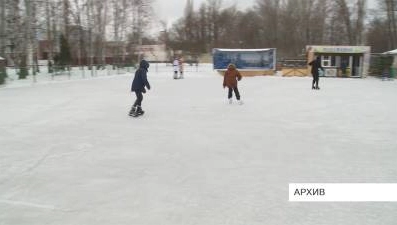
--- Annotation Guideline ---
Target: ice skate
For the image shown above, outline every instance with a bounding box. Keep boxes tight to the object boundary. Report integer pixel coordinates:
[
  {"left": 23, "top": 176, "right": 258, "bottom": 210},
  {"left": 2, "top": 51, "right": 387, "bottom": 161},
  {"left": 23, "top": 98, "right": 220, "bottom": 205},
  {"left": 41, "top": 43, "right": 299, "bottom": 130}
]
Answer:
[
  {"left": 129, "top": 106, "right": 137, "bottom": 116},
  {"left": 132, "top": 107, "right": 145, "bottom": 117},
  {"left": 228, "top": 98, "right": 233, "bottom": 104},
  {"left": 238, "top": 100, "right": 244, "bottom": 105},
  {"left": 173, "top": 71, "right": 179, "bottom": 79}
]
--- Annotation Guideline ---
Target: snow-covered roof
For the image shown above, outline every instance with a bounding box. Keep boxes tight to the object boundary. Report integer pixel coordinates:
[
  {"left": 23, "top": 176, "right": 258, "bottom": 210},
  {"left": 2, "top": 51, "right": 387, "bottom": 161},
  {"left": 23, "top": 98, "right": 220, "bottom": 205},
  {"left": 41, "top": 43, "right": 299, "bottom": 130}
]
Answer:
[
  {"left": 384, "top": 49, "right": 397, "bottom": 55},
  {"left": 213, "top": 48, "right": 274, "bottom": 52}
]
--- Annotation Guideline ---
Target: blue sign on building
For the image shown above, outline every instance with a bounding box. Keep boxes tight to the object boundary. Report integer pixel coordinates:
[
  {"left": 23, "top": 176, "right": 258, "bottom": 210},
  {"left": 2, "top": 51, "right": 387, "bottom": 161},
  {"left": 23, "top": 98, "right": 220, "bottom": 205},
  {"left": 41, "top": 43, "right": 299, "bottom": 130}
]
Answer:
[{"left": 213, "top": 48, "right": 276, "bottom": 70}]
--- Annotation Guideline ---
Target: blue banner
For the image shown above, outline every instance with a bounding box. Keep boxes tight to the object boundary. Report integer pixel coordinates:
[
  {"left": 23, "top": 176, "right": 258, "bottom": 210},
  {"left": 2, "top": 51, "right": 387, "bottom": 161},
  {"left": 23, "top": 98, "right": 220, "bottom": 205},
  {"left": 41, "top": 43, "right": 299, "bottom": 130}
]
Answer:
[{"left": 213, "top": 48, "right": 276, "bottom": 70}]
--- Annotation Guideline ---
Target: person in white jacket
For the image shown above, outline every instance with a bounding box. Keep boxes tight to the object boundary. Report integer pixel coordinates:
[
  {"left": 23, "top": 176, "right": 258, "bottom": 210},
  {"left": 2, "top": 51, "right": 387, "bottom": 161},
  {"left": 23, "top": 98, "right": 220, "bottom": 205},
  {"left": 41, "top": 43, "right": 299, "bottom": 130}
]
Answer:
[
  {"left": 178, "top": 57, "right": 184, "bottom": 79},
  {"left": 173, "top": 57, "right": 179, "bottom": 79}
]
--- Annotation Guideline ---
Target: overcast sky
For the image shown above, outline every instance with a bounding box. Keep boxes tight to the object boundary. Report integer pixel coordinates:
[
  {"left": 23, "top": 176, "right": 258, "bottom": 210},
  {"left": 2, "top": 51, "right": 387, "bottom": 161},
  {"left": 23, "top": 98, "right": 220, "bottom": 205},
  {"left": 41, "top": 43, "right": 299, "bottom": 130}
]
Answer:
[
  {"left": 153, "top": 0, "right": 255, "bottom": 27},
  {"left": 152, "top": 0, "right": 378, "bottom": 31}
]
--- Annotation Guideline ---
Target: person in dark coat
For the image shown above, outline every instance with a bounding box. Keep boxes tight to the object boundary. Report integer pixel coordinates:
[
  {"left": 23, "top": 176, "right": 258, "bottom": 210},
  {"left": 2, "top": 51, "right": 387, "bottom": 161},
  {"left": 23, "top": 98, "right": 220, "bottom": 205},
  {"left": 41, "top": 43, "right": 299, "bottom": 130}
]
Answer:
[
  {"left": 130, "top": 60, "right": 151, "bottom": 116},
  {"left": 223, "top": 63, "right": 243, "bottom": 104},
  {"left": 308, "top": 56, "right": 324, "bottom": 89}
]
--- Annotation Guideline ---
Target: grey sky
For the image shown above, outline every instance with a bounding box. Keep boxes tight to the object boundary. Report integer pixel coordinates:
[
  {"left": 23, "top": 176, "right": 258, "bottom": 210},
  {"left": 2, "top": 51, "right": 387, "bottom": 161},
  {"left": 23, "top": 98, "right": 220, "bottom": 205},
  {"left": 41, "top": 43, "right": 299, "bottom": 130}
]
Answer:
[
  {"left": 152, "top": 0, "right": 378, "bottom": 30},
  {"left": 153, "top": 0, "right": 255, "bottom": 27}
]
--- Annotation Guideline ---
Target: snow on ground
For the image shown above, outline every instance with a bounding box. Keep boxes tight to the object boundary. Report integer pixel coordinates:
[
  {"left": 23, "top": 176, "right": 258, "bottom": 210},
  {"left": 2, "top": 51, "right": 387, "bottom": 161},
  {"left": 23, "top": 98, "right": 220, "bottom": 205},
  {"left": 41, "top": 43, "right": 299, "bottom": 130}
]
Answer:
[{"left": 1, "top": 64, "right": 397, "bottom": 225}]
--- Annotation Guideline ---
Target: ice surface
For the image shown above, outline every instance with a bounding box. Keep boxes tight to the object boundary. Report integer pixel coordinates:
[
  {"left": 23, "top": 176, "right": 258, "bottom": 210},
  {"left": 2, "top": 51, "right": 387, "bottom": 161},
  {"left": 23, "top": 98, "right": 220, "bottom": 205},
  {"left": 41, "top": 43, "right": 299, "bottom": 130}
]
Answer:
[{"left": 1, "top": 64, "right": 397, "bottom": 224}]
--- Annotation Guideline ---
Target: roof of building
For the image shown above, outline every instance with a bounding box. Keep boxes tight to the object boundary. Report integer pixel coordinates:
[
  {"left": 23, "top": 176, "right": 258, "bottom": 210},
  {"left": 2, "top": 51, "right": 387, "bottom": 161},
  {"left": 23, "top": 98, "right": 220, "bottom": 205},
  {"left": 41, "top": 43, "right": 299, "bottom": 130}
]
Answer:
[{"left": 384, "top": 49, "right": 397, "bottom": 55}]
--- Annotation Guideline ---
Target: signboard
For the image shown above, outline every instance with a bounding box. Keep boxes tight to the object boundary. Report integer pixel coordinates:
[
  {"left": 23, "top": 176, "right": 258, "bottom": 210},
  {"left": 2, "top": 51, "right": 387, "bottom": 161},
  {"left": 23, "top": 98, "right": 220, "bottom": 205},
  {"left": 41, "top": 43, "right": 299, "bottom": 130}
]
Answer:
[
  {"left": 213, "top": 48, "right": 276, "bottom": 70},
  {"left": 307, "top": 46, "right": 370, "bottom": 54},
  {"left": 324, "top": 68, "right": 337, "bottom": 77}
]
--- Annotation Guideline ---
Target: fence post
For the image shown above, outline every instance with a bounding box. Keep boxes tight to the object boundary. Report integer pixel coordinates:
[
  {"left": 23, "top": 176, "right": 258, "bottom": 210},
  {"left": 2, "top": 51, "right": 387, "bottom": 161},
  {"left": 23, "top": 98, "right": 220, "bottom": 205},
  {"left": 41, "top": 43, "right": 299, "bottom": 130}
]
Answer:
[{"left": 82, "top": 65, "right": 85, "bottom": 78}]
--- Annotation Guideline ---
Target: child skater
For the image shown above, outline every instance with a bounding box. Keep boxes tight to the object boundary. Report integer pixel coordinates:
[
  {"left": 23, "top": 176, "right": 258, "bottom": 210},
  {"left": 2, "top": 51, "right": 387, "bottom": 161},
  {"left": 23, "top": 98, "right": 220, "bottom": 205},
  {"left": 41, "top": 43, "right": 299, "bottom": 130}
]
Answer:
[
  {"left": 223, "top": 63, "right": 243, "bottom": 104},
  {"left": 129, "top": 59, "right": 151, "bottom": 117},
  {"left": 173, "top": 57, "right": 179, "bottom": 79},
  {"left": 179, "top": 57, "right": 184, "bottom": 79}
]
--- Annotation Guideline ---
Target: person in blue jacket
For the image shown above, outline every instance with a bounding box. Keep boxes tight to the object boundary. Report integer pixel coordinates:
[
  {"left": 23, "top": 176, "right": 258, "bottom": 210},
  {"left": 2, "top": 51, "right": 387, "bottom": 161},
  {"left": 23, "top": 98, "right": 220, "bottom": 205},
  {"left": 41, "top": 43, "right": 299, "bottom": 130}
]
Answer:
[{"left": 130, "top": 60, "right": 151, "bottom": 116}]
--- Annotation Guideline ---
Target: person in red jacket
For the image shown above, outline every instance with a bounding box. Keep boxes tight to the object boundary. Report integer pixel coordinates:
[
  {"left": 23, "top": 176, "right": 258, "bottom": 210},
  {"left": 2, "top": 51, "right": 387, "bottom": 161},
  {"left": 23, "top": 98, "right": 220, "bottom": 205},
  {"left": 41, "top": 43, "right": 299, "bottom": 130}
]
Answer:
[{"left": 223, "top": 63, "right": 243, "bottom": 104}]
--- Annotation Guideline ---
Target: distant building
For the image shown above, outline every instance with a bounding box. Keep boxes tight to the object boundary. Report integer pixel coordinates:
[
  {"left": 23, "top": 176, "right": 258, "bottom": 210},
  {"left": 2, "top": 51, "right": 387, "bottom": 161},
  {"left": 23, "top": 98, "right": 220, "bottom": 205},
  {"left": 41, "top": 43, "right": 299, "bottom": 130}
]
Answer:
[
  {"left": 133, "top": 44, "right": 168, "bottom": 62},
  {"left": 38, "top": 40, "right": 58, "bottom": 61},
  {"left": 104, "top": 41, "right": 126, "bottom": 64}
]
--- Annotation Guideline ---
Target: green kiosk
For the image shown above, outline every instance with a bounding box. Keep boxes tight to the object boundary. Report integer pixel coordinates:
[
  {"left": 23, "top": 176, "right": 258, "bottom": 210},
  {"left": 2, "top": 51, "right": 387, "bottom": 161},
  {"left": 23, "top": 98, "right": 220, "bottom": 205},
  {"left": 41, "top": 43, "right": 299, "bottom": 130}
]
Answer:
[{"left": 306, "top": 45, "right": 371, "bottom": 78}]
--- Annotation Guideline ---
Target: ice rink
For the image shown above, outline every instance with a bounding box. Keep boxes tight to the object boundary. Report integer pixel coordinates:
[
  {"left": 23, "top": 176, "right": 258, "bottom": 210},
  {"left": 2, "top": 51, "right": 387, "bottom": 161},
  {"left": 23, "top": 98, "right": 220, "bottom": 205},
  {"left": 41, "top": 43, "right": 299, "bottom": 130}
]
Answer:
[{"left": 1, "top": 64, "right": 397, "bottom": 224}]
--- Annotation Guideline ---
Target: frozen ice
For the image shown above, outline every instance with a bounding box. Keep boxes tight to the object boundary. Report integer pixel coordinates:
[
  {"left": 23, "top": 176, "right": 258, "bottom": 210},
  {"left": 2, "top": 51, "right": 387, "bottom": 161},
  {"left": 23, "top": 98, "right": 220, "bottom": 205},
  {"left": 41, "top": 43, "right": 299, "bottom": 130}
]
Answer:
[{"left": 1, "top": 64, "right": 396, "bottom": 224}]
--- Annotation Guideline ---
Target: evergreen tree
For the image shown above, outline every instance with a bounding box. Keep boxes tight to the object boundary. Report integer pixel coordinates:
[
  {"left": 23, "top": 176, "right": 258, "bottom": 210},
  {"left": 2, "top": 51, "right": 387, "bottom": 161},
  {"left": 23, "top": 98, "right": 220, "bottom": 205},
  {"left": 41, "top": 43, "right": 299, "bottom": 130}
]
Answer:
[
  {"left": 19, "top": 54, "right": 28, "bottom": 79},
  {"left": 0, "top": 65, "right": 6, "bottom": 85},
  {"left": 55, "top": 34, "right": 72, "bottom": 70},
  {"left": 370, "top": 55, "right": 394, "bottom": 77}
]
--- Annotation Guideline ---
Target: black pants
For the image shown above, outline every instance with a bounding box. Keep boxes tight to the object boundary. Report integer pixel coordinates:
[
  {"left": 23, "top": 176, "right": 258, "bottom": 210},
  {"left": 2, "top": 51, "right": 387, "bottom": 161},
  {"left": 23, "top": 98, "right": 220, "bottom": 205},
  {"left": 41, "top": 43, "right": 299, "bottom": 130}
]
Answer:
[
  {"left": 133, "top": 91, "right": 143, "bottom": 107},
  {"left": 228, "top": 87, "right": 240, "bottom": 100},
  {"left": 312, "top": 74, "right": 319, "bottom": 88}
]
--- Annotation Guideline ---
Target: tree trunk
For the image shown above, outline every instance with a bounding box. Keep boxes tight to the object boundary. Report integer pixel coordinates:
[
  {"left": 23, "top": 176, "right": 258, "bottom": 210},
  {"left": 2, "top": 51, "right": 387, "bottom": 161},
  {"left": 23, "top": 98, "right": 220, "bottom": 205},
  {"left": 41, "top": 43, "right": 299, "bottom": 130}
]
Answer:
[
  {"left": 385, "top": 0, "right": 397, "bottom": 48},
  {"left": 0, "top": 0, "right": 6, "bottom": 57},
  {"left": 355, "top": 0, "right": 367, "bottom": 45},
  {"left": 46, "top": 0, "right": 54, "bottom": 73},
  {"left": 336, "top": 0, "right": 354, "bottom": 45}
]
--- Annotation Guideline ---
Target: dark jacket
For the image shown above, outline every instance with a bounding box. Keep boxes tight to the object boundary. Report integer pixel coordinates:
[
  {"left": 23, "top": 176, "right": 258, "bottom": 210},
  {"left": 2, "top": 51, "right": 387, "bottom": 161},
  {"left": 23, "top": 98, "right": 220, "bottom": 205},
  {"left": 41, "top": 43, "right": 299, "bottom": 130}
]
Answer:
[
  {"left": 308, "top": 57, "right": 323, "bottom": 76},
  {"left": 223, "top": 64, "right": 242, "bottom": 88},
  {"left": 131, "top": 60, "right": 151, "bottom": 93}
]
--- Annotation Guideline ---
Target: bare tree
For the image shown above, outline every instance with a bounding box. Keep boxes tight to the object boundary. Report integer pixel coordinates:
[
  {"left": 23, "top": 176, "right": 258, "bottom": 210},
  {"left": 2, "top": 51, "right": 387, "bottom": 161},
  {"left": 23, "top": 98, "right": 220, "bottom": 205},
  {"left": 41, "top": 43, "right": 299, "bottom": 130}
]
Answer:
[
  {"left": 86, "top": 0, "right": 94, "bottom": 71},
  {"left": 334, "top": 0, "right": 354, "bottom": 44},
  {"left": 367, "top": 18, "right": 390, "bottom": 52},
  {"left": 207, "top": 0, "right": 223, "bottom": 48},
  {"left": 384, "top": 0, "right": 397, "bottom": 48},
  {"left": 93, "top": 0, "right": 108, "bottom": 67},
  {"left": 24, "top": 0, "right": 40, "bottom": 77},
  {"left": 70, "top": 0, "right": 85, "bottom": 66},
  {"left": 129, "top": 0, "right": 153, "bottom": 61},
  {"left": 255, "top": 0, "right": 281, "bottom": 47},
  {"left": 355, "top": 0, "right": 367, "bottom": 44},
  {"left": 0, "top": 0, "right": 6, "bottom": 57},
  {"left": 46, "top": 0, "right": 54, "bottom": 71},
  {"left": 111, "top": 0, "right": 127, "bottom": 65},
  {"left": 63, "top": 0, "right": 71, "bottom": 40},
  {"left": 7, "top": 0, "right": 30, "bottom": 79}
]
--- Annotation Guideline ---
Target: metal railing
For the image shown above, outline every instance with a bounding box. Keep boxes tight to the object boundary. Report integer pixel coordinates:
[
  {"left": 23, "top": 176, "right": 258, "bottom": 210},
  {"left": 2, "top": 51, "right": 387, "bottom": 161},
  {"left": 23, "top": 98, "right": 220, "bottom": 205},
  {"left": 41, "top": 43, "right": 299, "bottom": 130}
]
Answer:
[
  {"left": 3, "top": 64, "right": 136, "bottom": 85},
  {"left": 2, "top": 62, "right": 207, "bottom": 86}
]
